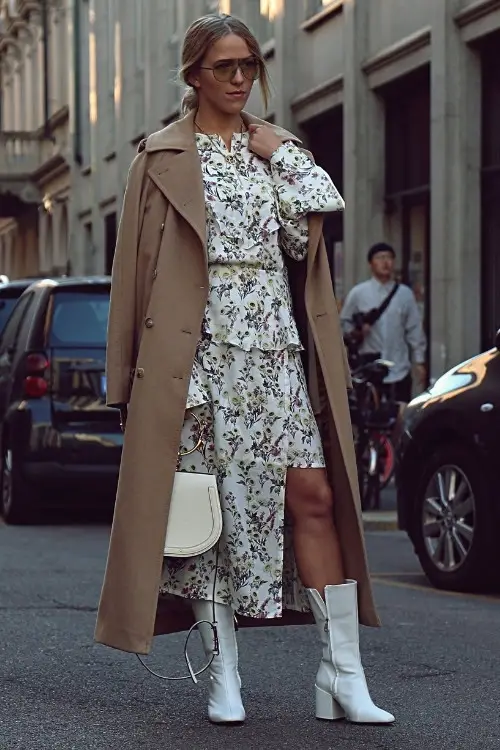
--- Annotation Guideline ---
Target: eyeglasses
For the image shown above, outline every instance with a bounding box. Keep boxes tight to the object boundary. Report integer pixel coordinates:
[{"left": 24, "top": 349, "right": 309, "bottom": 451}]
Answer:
[{"left": 199, "top": 57, "right": 260, "bottom": 83}]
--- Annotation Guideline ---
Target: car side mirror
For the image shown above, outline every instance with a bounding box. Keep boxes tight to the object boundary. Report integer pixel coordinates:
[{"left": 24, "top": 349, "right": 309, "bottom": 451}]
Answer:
[{"left": 496, "top": 329, "right": 500, "bottom": 352}]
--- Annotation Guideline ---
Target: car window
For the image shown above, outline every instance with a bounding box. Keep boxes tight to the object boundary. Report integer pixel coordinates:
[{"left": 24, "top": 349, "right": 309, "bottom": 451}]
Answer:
[
  {"left": 0, "top": 293, "right": 34, "bottom": 353},
  {"left": 0, "top": 296, "right": 23, "bottom": 334},
  {"left": 48, "top": 290, "right": 110, "bottom": 347}
]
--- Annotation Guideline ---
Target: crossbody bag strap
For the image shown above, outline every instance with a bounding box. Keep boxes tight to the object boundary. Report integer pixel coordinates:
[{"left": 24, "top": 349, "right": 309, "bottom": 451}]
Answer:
[{"left": 370, "top": 283, "right": 400, "bottom": 326}]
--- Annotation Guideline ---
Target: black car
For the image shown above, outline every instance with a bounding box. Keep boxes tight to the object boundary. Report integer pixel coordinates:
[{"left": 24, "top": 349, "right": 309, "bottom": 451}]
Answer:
[
  {"left": 0, "top": 278, "right": 42, "bottom": 335},
  {"left": 396, "top": 331, "right": 500, "bottom": 592},
  {"left": 0, "top": 276, "right": 122, "bottom": 524}
]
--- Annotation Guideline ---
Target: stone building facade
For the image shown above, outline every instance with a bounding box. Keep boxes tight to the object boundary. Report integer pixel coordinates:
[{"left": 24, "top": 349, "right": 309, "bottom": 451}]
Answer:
[
  {"left": 0, "top": 0, "right": 72, "bottom": 277},
  {"left": 1, "top": 0, "right": 500, "bottom": 380}
]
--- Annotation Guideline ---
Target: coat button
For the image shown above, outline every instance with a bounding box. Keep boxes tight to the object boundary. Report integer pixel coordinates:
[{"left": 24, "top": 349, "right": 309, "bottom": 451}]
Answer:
[
  {"left": 145, "top": 317, "right": 154, "bottom": 328},
  {"left": 137, "top": 368, "right": 145, "bottom": 378},
  {"left": 160, "top": 222, "right": 165, "bottom": 232},
  {"left": 153, "top": 268, "right": 157, "bottom": 279}
]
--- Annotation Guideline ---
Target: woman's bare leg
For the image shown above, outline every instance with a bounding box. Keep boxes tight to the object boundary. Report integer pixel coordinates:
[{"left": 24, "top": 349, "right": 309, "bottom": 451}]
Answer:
[{"left": 285, "top": 467, "right": 344, "bottom": 592}]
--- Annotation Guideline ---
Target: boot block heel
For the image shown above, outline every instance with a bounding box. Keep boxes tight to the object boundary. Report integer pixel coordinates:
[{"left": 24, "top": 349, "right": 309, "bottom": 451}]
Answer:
[{"left": 315, "top": 686, "right": 345, "bottom": 721}]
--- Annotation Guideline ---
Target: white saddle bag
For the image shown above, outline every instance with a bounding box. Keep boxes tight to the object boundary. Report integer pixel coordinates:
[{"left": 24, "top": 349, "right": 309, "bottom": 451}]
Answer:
[{"left": 164, "top": 411, "right": 222, "bottom": 558}]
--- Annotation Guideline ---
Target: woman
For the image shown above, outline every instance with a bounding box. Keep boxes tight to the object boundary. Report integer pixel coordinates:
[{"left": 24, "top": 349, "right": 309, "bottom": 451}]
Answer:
[{"left": 95, "top": 13, "right": 394, "bottom": 727}]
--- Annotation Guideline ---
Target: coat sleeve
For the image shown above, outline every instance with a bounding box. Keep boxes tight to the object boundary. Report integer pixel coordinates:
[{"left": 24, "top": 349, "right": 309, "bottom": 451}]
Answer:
[{"left": 106, "top": 150, "right": 148, "bottom": 408}]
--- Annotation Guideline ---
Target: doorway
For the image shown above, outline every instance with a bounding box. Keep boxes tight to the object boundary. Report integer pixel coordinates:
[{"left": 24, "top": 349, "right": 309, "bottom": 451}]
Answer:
[
  {"left": 383, "top": 66, "right": 431, "bottom": 373},
  {"left": 301, "top": 106, "right": 344, "bottom": 296}
]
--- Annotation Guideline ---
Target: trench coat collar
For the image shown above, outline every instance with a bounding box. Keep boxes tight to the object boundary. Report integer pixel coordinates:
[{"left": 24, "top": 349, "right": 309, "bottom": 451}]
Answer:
[
  {"left": 144, "top": 109, "right": 302, "bottom": 253},
  {"left": 144, "top": 109, "right": 301, "bottom": 153}
]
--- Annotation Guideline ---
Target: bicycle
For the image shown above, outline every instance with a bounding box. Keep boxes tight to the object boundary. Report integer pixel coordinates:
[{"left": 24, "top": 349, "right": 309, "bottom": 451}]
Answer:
[{"left": 346, "top": 349, "right": 399, "bottom": 511}]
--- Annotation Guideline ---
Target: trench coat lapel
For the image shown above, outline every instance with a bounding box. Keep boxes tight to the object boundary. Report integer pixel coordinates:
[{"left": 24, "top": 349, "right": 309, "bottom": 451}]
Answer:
[
  {"left": 145, "top": 110, "right": 207, "bottom": 252},
  {"left": 147, "top": 152, "right": 207, "bottom": 252}
]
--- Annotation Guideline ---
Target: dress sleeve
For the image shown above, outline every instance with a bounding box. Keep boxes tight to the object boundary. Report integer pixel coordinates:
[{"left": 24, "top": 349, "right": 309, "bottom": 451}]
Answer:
[{"left": 270, "top": 142, "right": 344, "bottom": 261}]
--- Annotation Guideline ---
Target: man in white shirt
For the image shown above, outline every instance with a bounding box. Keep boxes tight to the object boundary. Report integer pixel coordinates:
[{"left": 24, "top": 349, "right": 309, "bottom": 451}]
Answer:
[{"left": 341, "top": 243, "right": 427, "bottom": 403}]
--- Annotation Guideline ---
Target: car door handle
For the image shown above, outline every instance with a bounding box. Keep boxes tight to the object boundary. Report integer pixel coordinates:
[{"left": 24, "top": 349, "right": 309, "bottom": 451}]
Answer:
[{"left": 480, "top": 403, "right": 494, "bottom": 413}]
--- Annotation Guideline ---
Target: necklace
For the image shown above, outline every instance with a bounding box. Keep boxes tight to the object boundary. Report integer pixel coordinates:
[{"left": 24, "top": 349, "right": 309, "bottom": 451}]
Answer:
[{"left": 194, "top": 117, "right": 245, "bottom": 164}]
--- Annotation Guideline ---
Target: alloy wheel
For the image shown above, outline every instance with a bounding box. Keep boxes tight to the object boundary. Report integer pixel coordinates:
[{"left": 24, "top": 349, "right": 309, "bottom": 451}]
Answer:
[{"left": 422, "top": 464, "right": 475, "bottom": 572}]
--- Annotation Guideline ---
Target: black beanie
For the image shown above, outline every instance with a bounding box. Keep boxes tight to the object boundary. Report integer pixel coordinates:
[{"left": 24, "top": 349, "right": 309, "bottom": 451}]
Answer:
[{"left": 367, "top": 242, "right": 396, "bottom": 263}]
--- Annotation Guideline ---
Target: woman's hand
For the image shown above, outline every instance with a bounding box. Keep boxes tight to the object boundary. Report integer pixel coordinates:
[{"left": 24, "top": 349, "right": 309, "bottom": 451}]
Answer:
[{"left": 248, "top": 124, "right": 285, "bottom": 160}]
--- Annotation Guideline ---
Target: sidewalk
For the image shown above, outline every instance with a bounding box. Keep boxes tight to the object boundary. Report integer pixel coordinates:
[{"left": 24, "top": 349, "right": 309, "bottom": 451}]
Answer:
[{"left": 362, "top": 484, "right": 399, "bottom": 531}]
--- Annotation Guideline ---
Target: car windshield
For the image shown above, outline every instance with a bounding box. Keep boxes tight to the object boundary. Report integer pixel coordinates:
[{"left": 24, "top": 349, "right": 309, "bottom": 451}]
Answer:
[{"left": 49, "top": 289, "right": 110, "bottom": 346}]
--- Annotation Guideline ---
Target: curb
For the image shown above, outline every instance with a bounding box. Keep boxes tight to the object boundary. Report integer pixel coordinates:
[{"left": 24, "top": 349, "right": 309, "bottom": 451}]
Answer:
[{"left": 362, "top": 511, "right": 399, "bottom": 532}]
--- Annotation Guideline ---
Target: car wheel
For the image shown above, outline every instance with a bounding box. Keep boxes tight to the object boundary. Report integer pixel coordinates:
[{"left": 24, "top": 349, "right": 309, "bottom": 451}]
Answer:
[
  {"left": 1, "top": 438, "right": 38, "bottom": 525},
  {"left": 412, "top": 444, "right": 497, "bottom": 592}
]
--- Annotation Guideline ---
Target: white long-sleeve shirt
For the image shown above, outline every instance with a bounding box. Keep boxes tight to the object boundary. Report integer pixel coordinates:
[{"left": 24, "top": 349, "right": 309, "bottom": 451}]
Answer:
[{"left": 341, "top": 277, "right": 427, "bottom": 383}]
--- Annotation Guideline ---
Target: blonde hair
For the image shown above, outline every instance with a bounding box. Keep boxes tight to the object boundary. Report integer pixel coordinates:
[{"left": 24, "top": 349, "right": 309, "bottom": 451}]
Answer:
[{"left": 179, "top": 14, "right": 271, "bottom": 116}]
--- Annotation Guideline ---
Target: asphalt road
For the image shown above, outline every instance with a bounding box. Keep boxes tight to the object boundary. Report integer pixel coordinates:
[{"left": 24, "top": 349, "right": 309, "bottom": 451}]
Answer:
[{"left": 1, "top": 520, "right": 500, "bottom": 750}]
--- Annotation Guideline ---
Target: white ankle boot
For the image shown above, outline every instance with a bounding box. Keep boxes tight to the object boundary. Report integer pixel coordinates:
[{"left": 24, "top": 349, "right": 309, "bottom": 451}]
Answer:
[
  {"left": 307, "top": 581, "right": 395, "bottom": 724},
  {"left": 192, "top": 600, "right": 246, "bottom": 724}
]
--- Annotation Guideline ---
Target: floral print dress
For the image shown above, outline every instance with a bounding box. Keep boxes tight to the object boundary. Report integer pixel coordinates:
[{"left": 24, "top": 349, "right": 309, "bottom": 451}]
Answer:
[{"left": 161, "top": 132, "right": 344, "bottom": 619}]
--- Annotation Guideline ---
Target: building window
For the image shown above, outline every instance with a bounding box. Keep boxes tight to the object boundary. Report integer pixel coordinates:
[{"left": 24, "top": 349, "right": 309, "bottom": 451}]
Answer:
[
  {"left": 258, "top": 0, "right": 277, "bottom": 42},
  {"left": 383, "top": 67, "right": 431, "bottom": 364},
  {"left": 135, "top": 0, "right": 144, "bottom": 70},
  {"left": 107, "top": 0, "right": 115, "bottom": 92},
  {"left": 301, "top": 107, "right": 344, "bottom": 296},
  {"left": 105, "top": 212, "right": 117, "bottom": 274},
  {"left": 305, "top": 0, "right": 335, "bottom": 19},
  {"left": 204, "top": 0, "right": 230, "bottom": 12},
  {"left": 83, "top": 221, "right": 94, "bottom": 275},
  {"left": 241, "top": 0, "right": 276, "bottom": 44},
  {"left": 385, "top": 69, "right": 430, "bottom": 197},
  {"left": 105, "top": 0, "right": 116, "bottom": 154},
  {"left": 76, "top": 0, "right": 92, "bottom": 166},
  {"left": 481, "top": 34, "right": 500, "bottom": 349}
]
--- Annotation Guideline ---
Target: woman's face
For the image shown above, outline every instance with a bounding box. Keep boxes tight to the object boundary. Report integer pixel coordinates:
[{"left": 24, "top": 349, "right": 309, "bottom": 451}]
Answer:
[{"left": 191, "top": 33, "right": 258, "bottom": 116}]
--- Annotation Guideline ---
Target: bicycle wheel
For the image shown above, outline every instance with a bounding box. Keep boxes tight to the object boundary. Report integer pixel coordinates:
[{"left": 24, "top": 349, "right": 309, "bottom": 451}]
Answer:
[
  {"left": 375, "top": 433, "right": 395, "bottom": 489},
  {"left": 359, "top": 439, "right": 381, "bottom": 511}
]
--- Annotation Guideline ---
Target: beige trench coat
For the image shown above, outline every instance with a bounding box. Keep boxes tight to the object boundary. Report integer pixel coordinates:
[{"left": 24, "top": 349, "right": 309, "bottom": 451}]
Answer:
[{"left": 95, "top": 110, "right": 380, "bottom": 656}]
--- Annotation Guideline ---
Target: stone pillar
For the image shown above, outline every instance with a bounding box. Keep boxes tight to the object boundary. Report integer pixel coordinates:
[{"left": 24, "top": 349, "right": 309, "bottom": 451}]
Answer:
[
  {"left": 1, "top": 74, "right": 13, "bottom": 129},
  {"left": 51, "top": 200, "right": 63, "bottom": 272},
  {"left": 13, "top": 60, "right": 22, "bottom": 130},
  {"left": 5, "top": 232, "right": 15, "bottom": 279},
  {"left": 36, "top": 18, "right": 45, "bottom": 129},
  {"left": 17, "top": 25, "right": 31, "bottom": 130},
  {"left": 273, "top": 0, "right": 300, "bottom": 131},
  {"left": 342, "top": 0, "right": 385, "bottom": 292},
  {"left": 429, "top": 0, "right": 482, "bottom": 377},
  {"left": 29, "top": 11, "right": 43, "bottom": 130},
  {"left": 55, "top": 4, "right": 68, "bottom": 113},
  {"left": 38, "top": 206, "right": 50, "bottom": 274},
  {"left": 25, "top": 48, "right": 34, "bottom": 131},
  {"left": 11, "top": 227, "right": 23, "bottom": 279}
]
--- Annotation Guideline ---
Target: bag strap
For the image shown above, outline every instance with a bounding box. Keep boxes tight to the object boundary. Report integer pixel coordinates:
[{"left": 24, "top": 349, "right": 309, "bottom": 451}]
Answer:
[{"left": 370, "top": 283, "right": 400, "bottom": 326}]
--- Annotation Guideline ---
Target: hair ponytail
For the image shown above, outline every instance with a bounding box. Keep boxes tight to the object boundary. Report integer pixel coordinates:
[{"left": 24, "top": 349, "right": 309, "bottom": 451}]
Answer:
[{"left": 181, "top": 86, "right": 199, "bottom": 115}]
